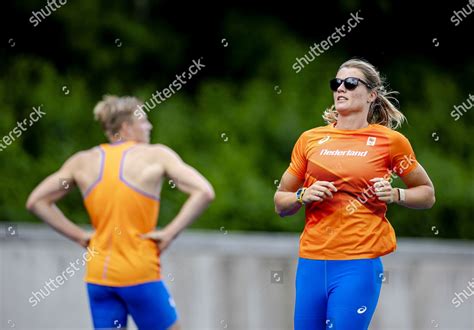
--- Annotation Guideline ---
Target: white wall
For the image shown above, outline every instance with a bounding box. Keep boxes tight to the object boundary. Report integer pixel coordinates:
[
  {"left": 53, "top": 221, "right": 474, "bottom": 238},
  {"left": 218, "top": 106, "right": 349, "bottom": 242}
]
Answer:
[{"left": 1, "top": 224, "right": 473, "bottom": 330}]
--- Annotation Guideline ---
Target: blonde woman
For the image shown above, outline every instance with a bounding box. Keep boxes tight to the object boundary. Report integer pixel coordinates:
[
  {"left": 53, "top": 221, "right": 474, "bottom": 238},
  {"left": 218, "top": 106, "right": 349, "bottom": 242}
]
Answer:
[
  {"left": 27, "top": 96, "right": 215, "bottom": 330},
  {"left": 274, "top": 59, "right": 435, "bottom": 329}
]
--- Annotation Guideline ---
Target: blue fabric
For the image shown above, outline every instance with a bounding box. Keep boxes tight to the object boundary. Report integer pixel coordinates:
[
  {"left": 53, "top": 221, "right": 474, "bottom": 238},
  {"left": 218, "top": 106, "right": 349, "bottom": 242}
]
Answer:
[
  {"left": 87, "top": 280, "right": 178, "bottom": 330},
  {"left": 294, "top": 257, "right": 383, "bottom": 330}
]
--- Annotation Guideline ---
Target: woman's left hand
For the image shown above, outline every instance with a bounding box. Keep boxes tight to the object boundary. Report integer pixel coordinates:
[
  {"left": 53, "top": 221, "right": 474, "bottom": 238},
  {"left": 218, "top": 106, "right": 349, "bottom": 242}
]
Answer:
[
  {"left": 141, "top": 229, "right": 175, "bottom": 253},
  {"left": 370, "top": 178, "right": 397, "bottom": 204},
  {"left": 77, "top": 230, "right": 94, "bottom": 249}
]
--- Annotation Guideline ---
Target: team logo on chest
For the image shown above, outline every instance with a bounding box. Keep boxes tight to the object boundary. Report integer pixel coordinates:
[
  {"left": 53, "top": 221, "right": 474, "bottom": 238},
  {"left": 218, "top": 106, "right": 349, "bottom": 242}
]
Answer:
[{"left": 366, "top": 136, "right": 376, "bottom": 146}]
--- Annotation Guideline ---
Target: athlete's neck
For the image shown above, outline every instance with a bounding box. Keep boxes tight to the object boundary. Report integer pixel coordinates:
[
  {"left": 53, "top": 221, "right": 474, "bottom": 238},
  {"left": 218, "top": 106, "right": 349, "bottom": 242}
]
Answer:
[
  {"left": 333, "top": 116, "right": 369, "bottom": 130},
  {"left": 108, "top": 138, "right": 135, "bottom": 145},
  {"left": 109, "top": 140, "right": 125, "bottom": 145}
]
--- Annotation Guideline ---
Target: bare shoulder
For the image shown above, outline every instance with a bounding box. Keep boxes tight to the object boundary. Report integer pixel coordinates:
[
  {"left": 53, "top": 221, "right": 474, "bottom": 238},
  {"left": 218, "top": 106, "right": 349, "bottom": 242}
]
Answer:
[
  {"left": 62, "top": 147, "right": 102, "bottom": 170},
  {"left": 123, "top": 144, "right": 183, "bottom": 169},
  {"left": 143, "top": 143, "right": 182, "bottom": 160}
]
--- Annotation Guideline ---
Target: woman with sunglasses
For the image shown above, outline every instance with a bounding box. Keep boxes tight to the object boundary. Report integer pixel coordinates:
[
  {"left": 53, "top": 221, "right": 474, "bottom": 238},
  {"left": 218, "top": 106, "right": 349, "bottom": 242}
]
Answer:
[{"left": 274, "top": 58, "right": 435, "bottom": 329}]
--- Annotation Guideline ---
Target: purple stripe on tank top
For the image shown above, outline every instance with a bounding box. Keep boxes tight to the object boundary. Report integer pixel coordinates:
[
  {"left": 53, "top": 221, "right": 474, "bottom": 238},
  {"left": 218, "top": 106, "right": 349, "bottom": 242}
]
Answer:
[
  {"left": 119, "top": 146, "right": 161, "bottom": 201},
  {"left": 83, "top": 146, "right": 105, "bottom": 198}
]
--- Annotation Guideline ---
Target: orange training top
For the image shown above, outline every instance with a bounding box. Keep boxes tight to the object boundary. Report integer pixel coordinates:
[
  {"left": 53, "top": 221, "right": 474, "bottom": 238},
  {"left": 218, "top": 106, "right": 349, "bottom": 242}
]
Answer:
[
  {"left": 83, "top": 141, "right": 161, "bottom": 286},
  {"left": 287, "top": 123, "right": 418, "bottom": 260}
]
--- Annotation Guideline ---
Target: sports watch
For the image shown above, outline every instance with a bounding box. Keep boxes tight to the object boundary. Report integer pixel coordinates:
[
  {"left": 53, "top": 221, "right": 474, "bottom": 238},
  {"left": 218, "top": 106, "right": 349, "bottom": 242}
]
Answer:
[{"left": 296, "top": 187, "right": 307, "bottom": 205}]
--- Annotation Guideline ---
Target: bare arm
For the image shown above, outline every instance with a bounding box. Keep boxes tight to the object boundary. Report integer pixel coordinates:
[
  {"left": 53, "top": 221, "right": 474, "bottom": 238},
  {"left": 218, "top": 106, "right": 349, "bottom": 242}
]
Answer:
[
  {"left": 371, "top": 163, "right": 435, "bottom": 209},
  {"left": 274, "top": 171, "right": 304, "bottom": 217},
  {"left": 274, "top": 172, "right": 337, "bottom": 217},
  {"left": 25, "top": 154, "right": 91, "bottom": 247},
  {"left": 397, "top": 164, "right": 436, "bottom": 209},
  {"left": 143, "top": 145, "right": 215, "bottom": 250}
]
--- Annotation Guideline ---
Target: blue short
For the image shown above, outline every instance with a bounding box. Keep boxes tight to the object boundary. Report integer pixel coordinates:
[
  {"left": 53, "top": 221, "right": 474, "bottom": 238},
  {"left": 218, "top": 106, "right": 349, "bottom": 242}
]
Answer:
[
  {"left": 294, "top": 257, "right": 383, "bottom": 330},
  {"left": 87, "top": 280, "right": 178, "bottom": 330}
]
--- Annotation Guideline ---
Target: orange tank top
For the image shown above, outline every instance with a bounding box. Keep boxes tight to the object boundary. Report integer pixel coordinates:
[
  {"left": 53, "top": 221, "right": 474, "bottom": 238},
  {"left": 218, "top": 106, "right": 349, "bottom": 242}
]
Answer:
[{"left": 83, "top": 141, "right": 161, "bottom": 286}]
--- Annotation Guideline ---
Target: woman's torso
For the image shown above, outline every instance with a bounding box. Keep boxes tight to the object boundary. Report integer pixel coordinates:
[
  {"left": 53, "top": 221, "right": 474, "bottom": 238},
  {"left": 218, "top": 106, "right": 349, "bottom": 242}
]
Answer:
[
  {"left": 289, "top": 124, "right": 417, "bottom": 260},
  {"left": 74, "top": 141, "right": 165, "bottom": 286}
]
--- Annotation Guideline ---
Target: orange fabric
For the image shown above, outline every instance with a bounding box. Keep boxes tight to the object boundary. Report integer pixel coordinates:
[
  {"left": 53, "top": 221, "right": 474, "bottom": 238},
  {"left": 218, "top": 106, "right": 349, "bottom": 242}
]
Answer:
[
  {"left": 83, "top": 141, "right": 161, "bottom": 286},
  {"left": 287, "top": 123, "right": 418, "bottom": 260}
]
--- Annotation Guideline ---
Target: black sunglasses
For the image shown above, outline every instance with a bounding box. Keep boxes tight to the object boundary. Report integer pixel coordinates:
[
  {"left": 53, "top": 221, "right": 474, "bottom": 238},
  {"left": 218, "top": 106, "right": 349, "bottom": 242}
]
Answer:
[{"left": 329, "top": 77, "right": 372, "bottom": 91}]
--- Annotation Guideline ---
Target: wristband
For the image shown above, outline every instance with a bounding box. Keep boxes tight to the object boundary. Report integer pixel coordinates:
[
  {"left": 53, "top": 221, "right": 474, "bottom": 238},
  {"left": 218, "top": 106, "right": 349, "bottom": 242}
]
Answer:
[
  {"left": 296, "top": 187, "right": 307, "bottom": 205},
  {"left": 398, "top": 188, "right": 406, "bottom": 202}
]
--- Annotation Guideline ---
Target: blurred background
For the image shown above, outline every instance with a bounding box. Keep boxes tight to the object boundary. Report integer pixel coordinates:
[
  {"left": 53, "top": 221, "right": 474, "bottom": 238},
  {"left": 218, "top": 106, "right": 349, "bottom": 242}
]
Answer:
[{"left": 1, "top": 0, "right": 473, "bottom": 329}]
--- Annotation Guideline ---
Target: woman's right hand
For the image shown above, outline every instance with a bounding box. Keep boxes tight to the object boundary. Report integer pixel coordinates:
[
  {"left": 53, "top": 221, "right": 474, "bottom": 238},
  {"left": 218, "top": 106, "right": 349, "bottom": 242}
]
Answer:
[{"left": 302, "top": 181, "right": 337, "bottom": 204}]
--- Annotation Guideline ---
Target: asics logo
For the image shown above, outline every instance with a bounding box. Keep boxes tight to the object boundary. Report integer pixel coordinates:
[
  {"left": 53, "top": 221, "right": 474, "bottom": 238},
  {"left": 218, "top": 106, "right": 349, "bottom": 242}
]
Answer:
[{"left": 318, "top": 136, "right": 331, "bottom": 144}]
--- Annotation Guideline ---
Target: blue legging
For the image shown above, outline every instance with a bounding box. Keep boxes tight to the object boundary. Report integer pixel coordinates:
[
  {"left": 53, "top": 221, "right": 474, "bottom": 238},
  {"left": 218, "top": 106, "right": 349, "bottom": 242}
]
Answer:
[
  {"left": 87, "top": 280, "right": 178, "bottom": 330},
  {"left": 295, "top": 257, "right": 383, "bottom": 330}
]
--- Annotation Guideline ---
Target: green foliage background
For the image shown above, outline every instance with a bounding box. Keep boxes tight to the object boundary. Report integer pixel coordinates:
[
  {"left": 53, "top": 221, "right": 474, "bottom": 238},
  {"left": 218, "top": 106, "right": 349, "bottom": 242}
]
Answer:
[{"left": 1, "top": 0, "right": 472, "bottom": 239}]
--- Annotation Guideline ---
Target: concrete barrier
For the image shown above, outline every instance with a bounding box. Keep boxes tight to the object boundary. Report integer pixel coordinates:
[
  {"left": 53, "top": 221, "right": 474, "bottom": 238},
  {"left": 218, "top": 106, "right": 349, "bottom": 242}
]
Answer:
[{"left": 0, "top": 223, "right": 473, "bottom": 329}]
